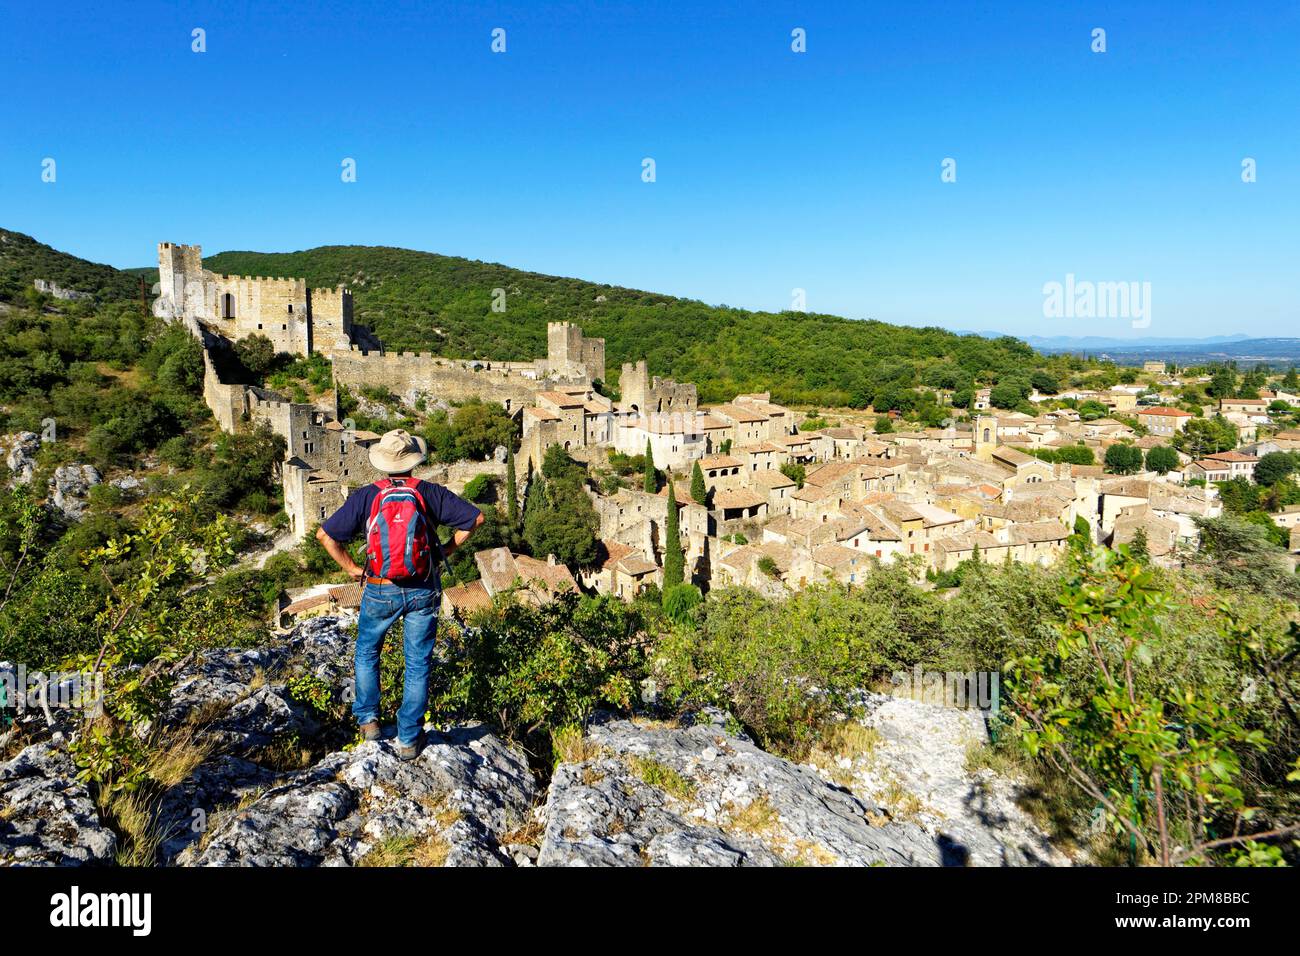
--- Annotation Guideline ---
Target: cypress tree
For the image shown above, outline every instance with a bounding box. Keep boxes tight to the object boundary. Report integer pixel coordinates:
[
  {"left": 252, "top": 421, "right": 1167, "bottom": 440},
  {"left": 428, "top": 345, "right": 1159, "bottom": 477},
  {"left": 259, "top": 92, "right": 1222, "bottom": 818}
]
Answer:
[
  {"left": 663, "top": 478, "right": 684, "bottom": 588},
  {"left": 690, "top": 460, "right": 706, "bottom": 504},
  {"left": 505, "top": 446, "right": 519, "bottom": 529},
  {"left": 643, "top": 439, "right": 657, "bottom": 493}
]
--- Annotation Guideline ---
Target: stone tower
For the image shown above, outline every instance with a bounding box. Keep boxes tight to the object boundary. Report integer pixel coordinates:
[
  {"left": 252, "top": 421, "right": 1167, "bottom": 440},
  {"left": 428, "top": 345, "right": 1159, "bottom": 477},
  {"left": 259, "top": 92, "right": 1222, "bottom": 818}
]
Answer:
[
  {"left": 156, "top": 242, "right": 204, "bottom": 321},
  {"left": 974, "top": 414, "right": 997, "bottom": 462},
  {"left": 546, "top": 321, "right": 605, "bottom": 384}
]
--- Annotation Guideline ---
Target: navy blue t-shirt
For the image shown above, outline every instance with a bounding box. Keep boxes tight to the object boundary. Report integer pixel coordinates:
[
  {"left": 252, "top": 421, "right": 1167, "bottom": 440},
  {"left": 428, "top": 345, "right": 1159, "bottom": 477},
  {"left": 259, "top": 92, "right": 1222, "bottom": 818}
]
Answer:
[{"left": 320, "top": 479, "right": 482, "bottom": 544}]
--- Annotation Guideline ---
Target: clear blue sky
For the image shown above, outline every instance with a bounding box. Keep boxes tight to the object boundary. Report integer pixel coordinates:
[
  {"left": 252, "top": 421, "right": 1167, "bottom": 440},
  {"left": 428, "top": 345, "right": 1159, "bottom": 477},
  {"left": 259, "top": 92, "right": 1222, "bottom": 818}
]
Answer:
[{"left": 1, "top": 0, "right": 1296, "bottom": 339}]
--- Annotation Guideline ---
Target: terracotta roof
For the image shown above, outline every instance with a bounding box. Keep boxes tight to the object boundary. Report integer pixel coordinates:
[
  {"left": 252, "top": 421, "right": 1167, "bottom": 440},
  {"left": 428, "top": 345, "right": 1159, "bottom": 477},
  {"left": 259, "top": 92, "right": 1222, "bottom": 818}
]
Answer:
[
  {"left": 444, "top": 579, "right": 491, "bottom": 615},
  {"left": 709, "top": 403, "right": 769, "bottom": 423},
  {"left": 713, "top": 489, "right": 767, "bottom": 510},
  {"left": 698, "top": 454, "right": 743, "bottom": 470},
  {"left": 1010, "top": 521, "right": 1071, "bottom": 544},
  {"left": 1138, "top": 406, "right": 1193, "bottom": 417},
  {"left": 1204, "top": 451, "right": 1258, "bottom": 463},
  {"left": 536, "top": 391, "right": 586, "bottom": 408},
  {"left": 812, "top": 543, "right": 861, "bottom": 568},
  {"left": 749, "top": 470, "right": 796, "bottom": 489}
]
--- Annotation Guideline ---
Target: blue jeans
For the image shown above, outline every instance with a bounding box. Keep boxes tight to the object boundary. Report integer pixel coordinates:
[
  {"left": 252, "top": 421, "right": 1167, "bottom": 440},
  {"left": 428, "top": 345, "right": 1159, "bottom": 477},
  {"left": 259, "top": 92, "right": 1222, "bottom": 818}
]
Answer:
[{"left": 353, "top": 581, "right": 441, "bottom": 746}]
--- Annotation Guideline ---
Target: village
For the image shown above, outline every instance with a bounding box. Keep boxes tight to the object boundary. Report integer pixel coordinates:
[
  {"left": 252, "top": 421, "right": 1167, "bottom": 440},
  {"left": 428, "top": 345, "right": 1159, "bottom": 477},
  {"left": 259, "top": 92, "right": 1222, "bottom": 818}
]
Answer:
[{"left": 150, "top": 243, "right": 1300, "bottom": 625}]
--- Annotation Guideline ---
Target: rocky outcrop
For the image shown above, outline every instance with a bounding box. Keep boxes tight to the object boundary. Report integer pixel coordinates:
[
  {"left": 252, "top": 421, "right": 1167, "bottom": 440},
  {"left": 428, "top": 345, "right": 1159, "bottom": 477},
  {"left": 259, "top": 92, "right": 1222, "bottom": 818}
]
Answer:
[
  {"left": 2, "top": 432, "right": 40, "bottom": 486},
  {"left": 33, "top": 279, "right": 93, "bottom": 301},
  {"left": 49, "top": 463, "right": 100, "bottom": 520},
  {"left": 538, "top": 713, "right": 942, "bottom": 867},
  {"left": 159, "top": 617, "right": 538, "bottom": 867},
  {"left": 810, "top": 694, "right": 1071, "bottom": 866},
  {"left": 0, "top": 616, "right": 1073, "bottom": 868},
  {"left": 179, "top": 728, "right": 538, "bottom": 867},
  {"left": 0, "top": 743, "right": 117, "bottom": 866}
]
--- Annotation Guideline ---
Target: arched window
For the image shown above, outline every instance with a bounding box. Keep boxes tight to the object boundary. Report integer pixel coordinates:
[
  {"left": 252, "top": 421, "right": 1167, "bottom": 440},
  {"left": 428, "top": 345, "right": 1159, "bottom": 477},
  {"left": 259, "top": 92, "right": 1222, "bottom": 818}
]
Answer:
[
  {"left": 982, "top": 427, "right": 991, "bottom": 443},
  {"left": 221, "top": 292, "right": 235, "bottom": 319}
]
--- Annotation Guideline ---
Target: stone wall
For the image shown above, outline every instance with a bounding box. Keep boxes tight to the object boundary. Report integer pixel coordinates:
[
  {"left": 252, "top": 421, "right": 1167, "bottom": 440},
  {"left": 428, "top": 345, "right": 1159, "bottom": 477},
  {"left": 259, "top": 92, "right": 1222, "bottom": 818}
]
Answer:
[
  {"left": 619, "top": 360, "right": 697, "bottom": 414},
  {"left": 332, "top": 348, "right": 553, "bottom": 410}
]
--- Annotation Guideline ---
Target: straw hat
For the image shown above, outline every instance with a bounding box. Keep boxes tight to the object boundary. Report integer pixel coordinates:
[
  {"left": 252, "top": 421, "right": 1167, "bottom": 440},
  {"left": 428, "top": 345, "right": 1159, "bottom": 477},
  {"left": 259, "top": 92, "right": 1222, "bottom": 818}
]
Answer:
[{"left": 368, "top": 429, "right": 428, "bottom": 474}]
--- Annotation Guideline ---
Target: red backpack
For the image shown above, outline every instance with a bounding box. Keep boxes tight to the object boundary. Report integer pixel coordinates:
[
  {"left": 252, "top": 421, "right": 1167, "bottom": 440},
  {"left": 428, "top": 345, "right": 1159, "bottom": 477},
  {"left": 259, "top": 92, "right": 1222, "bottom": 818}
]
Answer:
[{"left": 364, "top": 478, "right": 436, "bottom": 582}]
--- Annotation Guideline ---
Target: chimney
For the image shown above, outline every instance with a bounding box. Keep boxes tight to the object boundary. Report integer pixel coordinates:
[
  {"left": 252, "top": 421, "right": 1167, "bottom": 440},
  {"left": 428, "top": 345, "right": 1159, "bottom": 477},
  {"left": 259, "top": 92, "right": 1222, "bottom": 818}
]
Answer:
[{"left": 548, "top": 554, "right": 556, "bottom": 566}]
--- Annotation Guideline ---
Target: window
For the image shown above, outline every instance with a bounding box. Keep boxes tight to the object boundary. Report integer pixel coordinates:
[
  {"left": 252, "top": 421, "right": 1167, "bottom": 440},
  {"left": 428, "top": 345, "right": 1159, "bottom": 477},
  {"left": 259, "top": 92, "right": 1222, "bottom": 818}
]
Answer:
[{"left": 221, "top": 292, "right": 235, "bottom": 318}]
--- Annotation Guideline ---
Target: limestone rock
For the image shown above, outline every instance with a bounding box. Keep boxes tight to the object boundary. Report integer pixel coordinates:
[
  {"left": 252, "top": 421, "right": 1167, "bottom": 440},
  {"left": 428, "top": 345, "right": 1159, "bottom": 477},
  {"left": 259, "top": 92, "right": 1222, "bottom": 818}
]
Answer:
[
  {"left": 33, "top": 279, "right": 93, "bottom": 301},
  {"left": 3, "top": 432, "right": 40, "bottom": 486},
  {"left": 814, "top": 693, "right": 1072, "bottom": 867},
  {"left": 179, "top": 726, "right": 538, "bottom": 867},
  {"left": 49, "top": 463, "right": 101, "bottom": 520},
  {"left": 0, "top": 743, "right": 117, "bottom": 866},
  {"left": 538, "top": 715, "right": 941, "bottom": 867}
]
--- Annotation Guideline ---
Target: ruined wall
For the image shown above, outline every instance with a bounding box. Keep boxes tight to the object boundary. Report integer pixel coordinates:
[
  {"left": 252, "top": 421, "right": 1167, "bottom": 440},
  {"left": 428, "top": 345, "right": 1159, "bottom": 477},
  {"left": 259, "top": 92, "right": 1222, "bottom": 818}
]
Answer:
[
  {"left": 332, "top": 348, "right": 552, "bottom": 409},
  {"left": 619, "top": 361, "right": 698, "bottom": 414},
  {"left": 202, "top": 350, "right": 245, "bottom": 433}
]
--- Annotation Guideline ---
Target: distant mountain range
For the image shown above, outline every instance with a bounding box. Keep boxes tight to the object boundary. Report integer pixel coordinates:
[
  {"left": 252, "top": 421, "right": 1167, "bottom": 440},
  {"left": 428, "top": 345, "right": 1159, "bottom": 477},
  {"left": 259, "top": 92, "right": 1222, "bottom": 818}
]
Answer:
[{"left": 958, "top": 331, "right": 1300, "bottom": 365}]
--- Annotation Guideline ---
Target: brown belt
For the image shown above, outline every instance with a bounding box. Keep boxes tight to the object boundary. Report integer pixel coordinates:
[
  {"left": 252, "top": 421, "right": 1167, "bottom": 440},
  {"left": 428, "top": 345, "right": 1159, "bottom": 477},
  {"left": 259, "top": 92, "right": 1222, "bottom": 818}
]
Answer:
[{"left": 365, "top": 575, "right": 395, "bottom": 585}]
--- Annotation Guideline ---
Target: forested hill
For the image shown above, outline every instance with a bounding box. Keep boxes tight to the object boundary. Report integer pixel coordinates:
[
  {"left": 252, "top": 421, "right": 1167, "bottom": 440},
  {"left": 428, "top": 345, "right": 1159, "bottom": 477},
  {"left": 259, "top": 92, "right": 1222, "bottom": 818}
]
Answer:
[
  {"left": 0, "top": 229, "right": 140, "bottom": 304},
  {"left": 202, "top": 245, "right": 1039, "bottom": 406}
]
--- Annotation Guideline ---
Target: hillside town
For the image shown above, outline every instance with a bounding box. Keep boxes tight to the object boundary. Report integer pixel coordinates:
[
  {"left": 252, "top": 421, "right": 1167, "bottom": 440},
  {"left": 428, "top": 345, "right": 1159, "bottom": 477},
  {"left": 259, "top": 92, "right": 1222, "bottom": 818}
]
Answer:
[{"left": 143, "top": 244, "right": 1300, "bottom": 626}]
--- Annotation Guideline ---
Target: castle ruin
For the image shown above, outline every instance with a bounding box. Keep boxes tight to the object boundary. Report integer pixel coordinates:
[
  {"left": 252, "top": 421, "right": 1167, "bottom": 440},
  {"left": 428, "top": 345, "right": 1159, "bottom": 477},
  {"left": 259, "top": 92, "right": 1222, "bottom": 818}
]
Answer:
[{"left": 155, "top": 241, "right": 605, "bottom": 539}]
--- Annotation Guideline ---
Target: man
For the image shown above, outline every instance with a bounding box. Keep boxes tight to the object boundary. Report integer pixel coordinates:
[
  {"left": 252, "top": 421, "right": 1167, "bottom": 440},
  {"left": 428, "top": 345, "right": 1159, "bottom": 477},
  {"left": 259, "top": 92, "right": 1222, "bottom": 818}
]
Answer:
[{"left": 316, "top": 429, "right": 484, "bottom": 759}]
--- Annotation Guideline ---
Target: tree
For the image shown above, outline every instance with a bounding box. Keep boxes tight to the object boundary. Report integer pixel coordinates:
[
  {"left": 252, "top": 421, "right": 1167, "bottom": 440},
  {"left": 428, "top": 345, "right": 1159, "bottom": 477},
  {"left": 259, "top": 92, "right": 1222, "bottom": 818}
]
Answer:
[
  {"left": 1283, "top": 367, "right": 1299, "bottom": 390},
  {"left": 690, "top": 460, "right": 707, "bottom": 504},
  {"left": 1129, "top": 525, "right": 1149, "bottom": 560},
  {"left": 505, "top": 447, "right": 519, "bottom": 529},
  {"left": 1207, "top": 366, "right": 1238, "bottom": 399},
  {"left": 1071, "top": 515, "right": 1092, "bottom": 546},
  {"left": 523, "top": 469, "right": 598, "bottom": 568},
  {"left": 1144, "top": 445, "right": 1179, "bottom": 475},
  {"left": 663, "top": 480, "right": 684, "bottom": 588},
  {"left": 1104, "top": 443, "right": 1143, "bottom": 475},
  {"left": 1005, "top": 543, "right": 1280, "bottom": 866},
  {"left": 1030, "top": 370, "right": 1059, "bottom": 395},
  {"left": 990, "top": 380, "right": 1028, "bottom": 409},
  {"left": 779, "top": 461, "right": 806, "bottom": 488},
  {"left": 1254, "top": 451, "right": 1297, "bottom": 487},
  {"left": 643, "top": 440, "right": 657, "bottom": 493},
  {"left": 233, "top": 334, "right": 278, "bottom": 380},
  {"left": 1078, "top": 400, "right": 1109, "bottom": 421},
  {"left": 1174, "top": 416, "right": 1237, "bottom": 458},
  {"left": 874, "top": 415, "right": 894, "bottom": 434}
]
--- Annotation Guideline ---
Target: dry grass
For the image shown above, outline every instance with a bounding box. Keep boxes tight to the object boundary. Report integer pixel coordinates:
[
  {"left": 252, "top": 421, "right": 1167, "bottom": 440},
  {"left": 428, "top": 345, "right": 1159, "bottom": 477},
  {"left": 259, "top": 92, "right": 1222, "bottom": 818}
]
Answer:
[
  {"left": 108, "top": 790, "right": 175, "bottom": 867},
  {"left": 629, "top": 716, "right": 680, "bottom": 731},
  {"left": 626, "top": 755, "right": 696, "bottom": 801},
  {"left": 147, "top": 725, "right": 217, "bottom": 788},
  {"left": 881, "top": 779, "right": 925, "bottom": 822},
  {"left": 624, "top": 759, "right": 696, "bottom": 806},
  {"left": 551, "top": 725, "right": 601, "bottom": 765},
  {"left": 725, "top": 796, "right": 780, "bottom": 836},
  {"left": 182, "top": 697, "right": 233, "bottom": 729},
  {"left": 359, "top": 835, "right": 417, "bottom": 867},
  {"left": 791, "top": 839, "right": 838, "bottom": 866},
  {"left": 808, "top": 720, "right": 882, "bottom": 786},
  {"left": 501, "top": 817, "right": 544, "bottom": 848},
  {"left": 580, "top": 766, "right": 606, "bottom": 787}
]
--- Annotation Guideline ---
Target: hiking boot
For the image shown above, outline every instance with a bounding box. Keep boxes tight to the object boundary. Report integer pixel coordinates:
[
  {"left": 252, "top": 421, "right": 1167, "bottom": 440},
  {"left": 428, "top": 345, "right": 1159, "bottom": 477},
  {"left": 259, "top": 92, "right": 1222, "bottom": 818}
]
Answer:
[
  {"left": 396, "top": 736, "right": 423, "bottom": 761},
  {"left": 359, "top": 721, "right": 382, "bottom": 742}
]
